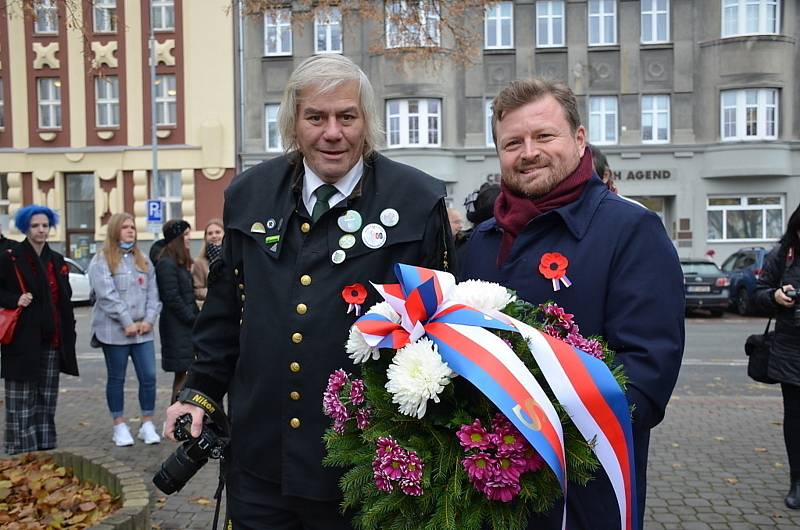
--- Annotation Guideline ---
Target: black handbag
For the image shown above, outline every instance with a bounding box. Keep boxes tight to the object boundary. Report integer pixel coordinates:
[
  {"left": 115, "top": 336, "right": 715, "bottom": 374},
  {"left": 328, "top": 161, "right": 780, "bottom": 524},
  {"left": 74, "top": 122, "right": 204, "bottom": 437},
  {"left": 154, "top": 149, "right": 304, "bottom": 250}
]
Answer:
[{"left": 745, "top": 319, "right": 777, "bottom": 384}]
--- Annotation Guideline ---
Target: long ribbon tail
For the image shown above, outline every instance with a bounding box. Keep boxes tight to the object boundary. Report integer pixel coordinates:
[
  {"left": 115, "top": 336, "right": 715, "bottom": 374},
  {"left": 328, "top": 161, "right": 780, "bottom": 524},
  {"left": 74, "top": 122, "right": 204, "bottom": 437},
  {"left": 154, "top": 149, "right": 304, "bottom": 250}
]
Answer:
[
  {"left": 509, "top": 317, "right": 638, "bottom": 530},
  {"left": 425, "top": 322, "right": 567, "bottom": 496}
]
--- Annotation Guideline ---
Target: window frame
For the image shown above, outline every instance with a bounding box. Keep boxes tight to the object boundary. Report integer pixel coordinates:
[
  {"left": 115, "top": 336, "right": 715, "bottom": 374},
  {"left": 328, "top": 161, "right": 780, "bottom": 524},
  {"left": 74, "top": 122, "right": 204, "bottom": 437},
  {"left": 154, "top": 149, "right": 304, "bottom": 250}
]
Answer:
[
  {"left": 641, "top": 0, "right": 669, "bottom": 43},
  {"left": 721, "top": 0, "right": 780, "bottom": 37},
  {"left": 706, "top": 195, "right": 784, "bottom": 242},
  {"left": 95, "top": 76, "right": 120, "bottom": 128},
  {"left": 484, "top": 1, "right": 514, "bottom": 50},
  {"left": 536, "top": 0, "right": 566, "bottom": 48},
  {"left": 385, "top": 1, "right": 441, "bottom": 49},
  {"left": 314, "top": 7, "right": 343, "bottom": 54},
  {"left": 152, "top": 170, "right": 183, "bottom": 221},
  {"left": 154, "top": 74, "right": 177, "bottom": 127},
  {"left": 385, "top": 98, "right": 442, "bottom": 148},
  {"left": 588, "top": 96, "right": 618, "bottom": 145},
  {"left": 641, "top": 94, "right": 670, "bottom": 144},
  {"left": 34, "top": 0, "right": 58, "bottom": 35},
  {"left": 587, "top": 0, "right": 617, "bottom": 46},
  {"left": 151, "top": 0, "right": 175, "bottom": 32},
  {"left": 719, "top": 88, "right": 778, "bottom": 141},
  {"left": 264, "top": 8, "right": 292, "bottom": 56},
  {"left": 264, "top": 103, "right": 282, "bottom": 152},
  {"left": 93, "top": 0, "right": 117, "bottom": 33},
  {"left": 37, "top": 77, "right": 62, "bottom": 130},
  {"left": 485, "top": 99, "right": 495, "bottom": 147}
]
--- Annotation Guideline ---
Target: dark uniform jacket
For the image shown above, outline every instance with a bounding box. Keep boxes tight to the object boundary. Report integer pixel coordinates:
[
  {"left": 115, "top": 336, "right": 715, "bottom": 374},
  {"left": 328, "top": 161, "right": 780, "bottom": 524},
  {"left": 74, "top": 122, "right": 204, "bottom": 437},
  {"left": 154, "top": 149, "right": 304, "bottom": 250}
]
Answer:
[
  {"left": 156, "top": 256, "right": 199, "bottom": 372},
  {"left": 0, "top": 240, "right": 78, "bottom": 381},
  {"left": 754, "top": 245, "right": 800, "bottom": 385},
  {"left": 186, "top": 152, "right": 454, "bottom": 500},
  {"left": 461, "top": 177, "right": 685, "bottom": 530}
]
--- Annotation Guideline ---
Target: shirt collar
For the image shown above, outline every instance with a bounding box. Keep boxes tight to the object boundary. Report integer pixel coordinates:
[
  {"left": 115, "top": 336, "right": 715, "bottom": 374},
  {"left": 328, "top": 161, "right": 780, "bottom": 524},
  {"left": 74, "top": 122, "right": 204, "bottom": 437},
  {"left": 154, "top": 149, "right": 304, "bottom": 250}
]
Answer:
[{"left": 302, "top": 157, "right": 364, "bottom": 208}]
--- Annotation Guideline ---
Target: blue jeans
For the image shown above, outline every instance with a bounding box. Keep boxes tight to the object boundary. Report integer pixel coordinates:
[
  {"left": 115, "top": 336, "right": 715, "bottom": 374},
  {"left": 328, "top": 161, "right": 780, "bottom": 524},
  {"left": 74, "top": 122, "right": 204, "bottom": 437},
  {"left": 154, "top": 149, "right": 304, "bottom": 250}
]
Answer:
[{"left": 102, "top": 341, "right": 156, "bottom": 418}]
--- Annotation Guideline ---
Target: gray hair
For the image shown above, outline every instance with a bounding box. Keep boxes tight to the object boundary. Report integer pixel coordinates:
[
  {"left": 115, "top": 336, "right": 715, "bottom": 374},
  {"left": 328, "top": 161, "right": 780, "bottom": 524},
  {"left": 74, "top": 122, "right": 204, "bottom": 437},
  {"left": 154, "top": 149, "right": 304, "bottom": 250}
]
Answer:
[{"left": 278, "top": 55, "right": 383, "bottom": 156}]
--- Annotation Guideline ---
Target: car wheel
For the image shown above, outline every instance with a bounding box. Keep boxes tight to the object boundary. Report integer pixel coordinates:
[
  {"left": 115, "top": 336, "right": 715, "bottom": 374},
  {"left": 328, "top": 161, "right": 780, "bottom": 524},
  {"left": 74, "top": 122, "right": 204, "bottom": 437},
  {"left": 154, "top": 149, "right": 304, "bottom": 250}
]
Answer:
[{"left": 736, "top": 288, "right": 750, "bottom": 316}]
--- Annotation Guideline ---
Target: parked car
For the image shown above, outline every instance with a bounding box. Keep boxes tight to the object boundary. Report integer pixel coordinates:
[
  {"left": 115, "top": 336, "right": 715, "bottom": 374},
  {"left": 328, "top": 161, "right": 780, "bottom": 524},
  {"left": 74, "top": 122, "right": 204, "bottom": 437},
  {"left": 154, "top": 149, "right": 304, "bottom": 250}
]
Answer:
[
  {"left": 65, "top": 257, "right": 92, "bottom": 305},
  {"left": 719, "top": 247, "right": 772, "bottom": 315},
  {"left": 680, "top": 259, "right": 730, "bottom": 317}
]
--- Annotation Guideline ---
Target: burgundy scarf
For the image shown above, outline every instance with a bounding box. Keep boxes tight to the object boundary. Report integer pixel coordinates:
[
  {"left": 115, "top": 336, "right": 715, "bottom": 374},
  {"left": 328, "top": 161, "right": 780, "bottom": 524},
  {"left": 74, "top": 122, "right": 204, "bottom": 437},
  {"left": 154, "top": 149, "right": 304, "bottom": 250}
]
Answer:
[{"left": 494, "top": 149, "right": 594, "bottom": 265}]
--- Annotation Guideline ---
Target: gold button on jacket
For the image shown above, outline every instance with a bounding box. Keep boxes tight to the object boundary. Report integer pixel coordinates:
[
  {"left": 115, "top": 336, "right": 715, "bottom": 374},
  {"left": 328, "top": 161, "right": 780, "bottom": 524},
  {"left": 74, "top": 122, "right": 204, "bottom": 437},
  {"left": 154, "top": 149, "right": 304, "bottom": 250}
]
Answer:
[
  {"left": 296, "top": 303, "right": 307, "bottom": 315},
  {"left": 300, "top": 222, "right": 311, "bottom": 233},
  {"left": 289, "top": 362, "right": 301, "bottom": 372},
  {"left": 291, "top": 332, "right": 303, "bottom": 343},
  {"left": 289, "top": 391, "right": 301, "bottom": 400},
  {"left": 290, "top": 418, "right": 301, "bottom": 428},
  {"left": 300, "top": 274, "right": 312, "bottom": 286}
]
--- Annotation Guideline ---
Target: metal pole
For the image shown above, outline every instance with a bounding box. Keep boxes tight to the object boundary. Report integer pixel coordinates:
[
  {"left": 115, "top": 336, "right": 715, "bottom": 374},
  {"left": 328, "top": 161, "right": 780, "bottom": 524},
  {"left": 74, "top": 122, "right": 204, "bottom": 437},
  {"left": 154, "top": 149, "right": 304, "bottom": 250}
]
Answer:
[{"left": 150, "top": 0, "right": 158, "bottom": 206}]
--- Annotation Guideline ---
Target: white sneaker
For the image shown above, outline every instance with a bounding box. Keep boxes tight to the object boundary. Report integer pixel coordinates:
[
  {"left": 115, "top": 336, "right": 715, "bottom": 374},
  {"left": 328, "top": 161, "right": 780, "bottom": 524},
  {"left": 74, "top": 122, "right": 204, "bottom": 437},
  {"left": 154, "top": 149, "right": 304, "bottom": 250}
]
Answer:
[
  {"left": 113, "top": 423, "right": 135, "bottom": 447},
  {"left": 138, "top": 421, "right": 161, "bottom": 445}
]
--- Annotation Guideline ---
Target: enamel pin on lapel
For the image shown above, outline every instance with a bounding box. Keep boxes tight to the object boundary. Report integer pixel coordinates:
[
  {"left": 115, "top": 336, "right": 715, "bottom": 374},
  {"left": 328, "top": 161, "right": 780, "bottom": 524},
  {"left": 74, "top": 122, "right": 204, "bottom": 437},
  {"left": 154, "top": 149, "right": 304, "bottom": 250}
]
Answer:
[
  {"left": 250, "top": 222, "right": 266, "bottom": 234},
  {"left": 361, "top": 223, "right": 386, "bottom": 249},
  {"left": 379, "top": 208, "right": 399, "bottom": 227},
  {"left": 338, "top": 211, "right": 362, "bottom": 233}
]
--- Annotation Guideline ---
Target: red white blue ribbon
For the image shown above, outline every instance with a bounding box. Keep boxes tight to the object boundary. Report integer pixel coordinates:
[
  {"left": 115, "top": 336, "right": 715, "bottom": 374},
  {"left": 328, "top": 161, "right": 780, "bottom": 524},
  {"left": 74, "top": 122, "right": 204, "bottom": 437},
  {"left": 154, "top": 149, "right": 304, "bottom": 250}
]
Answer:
[{"left": 353, "top": 264, "right": 639, "bottom": 530}]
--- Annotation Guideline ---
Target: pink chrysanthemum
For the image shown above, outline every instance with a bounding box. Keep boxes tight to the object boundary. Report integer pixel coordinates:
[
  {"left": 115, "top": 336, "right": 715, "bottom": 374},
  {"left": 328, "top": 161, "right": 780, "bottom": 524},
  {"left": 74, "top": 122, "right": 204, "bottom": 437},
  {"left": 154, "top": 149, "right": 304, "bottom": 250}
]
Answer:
[
  {"left": 457, "top": 419, "right": 493, "bottom": 450},
  {"left": 400, "top": 479, "right": 423, "bottom": 496},
  {"left": 349, "top": 379, "right": 366, "bottom": 406},
  {"left": 523, "top": 447, "right": 545, "bottom": 473},
  {"left": 482, "top": 479, "right": 521, "bottom": 503},
  {"left": 403, "top": 451, "right": 424, "bottom": 482},
  {"left": 355, "top": 407, "right": 371, "bottom": 430},
  {"left": 494, "top": 455, "right": 526, "bottom": 482},
  {"left": 463, "top": 452, "right": 496, "bottom": 482}
]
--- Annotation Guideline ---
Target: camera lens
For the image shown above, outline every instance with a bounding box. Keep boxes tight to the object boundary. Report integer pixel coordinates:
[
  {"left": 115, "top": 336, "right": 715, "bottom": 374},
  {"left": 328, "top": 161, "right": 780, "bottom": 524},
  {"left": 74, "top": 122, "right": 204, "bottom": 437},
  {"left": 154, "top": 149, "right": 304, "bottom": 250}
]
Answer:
[{"left": 153, "top": 444, "right": 208, "bottom": 494}]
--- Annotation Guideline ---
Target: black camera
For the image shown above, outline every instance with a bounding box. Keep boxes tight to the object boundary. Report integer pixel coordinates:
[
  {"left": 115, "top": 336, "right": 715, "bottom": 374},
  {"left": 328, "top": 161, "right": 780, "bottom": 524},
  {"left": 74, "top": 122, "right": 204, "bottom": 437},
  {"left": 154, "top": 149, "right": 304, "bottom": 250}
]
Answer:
[{"left": 153, "top": 390, "right": 230, "bottom": 495}]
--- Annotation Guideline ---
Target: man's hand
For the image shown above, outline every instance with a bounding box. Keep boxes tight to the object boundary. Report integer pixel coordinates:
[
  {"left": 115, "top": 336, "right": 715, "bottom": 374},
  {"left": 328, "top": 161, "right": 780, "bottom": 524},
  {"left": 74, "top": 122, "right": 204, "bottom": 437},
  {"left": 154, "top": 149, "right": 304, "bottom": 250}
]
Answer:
[
  {"left": 138, "top": 321, "right": 153, "bottom": 334},
  {"left": 164, "top": 400, "right": 205, "bottom": 441},
  {"left": 124, "top": 323, "right": 138, "bottom": 337},
  {"left": 775, "top": 284, "right": 797, "bottom": 308}
]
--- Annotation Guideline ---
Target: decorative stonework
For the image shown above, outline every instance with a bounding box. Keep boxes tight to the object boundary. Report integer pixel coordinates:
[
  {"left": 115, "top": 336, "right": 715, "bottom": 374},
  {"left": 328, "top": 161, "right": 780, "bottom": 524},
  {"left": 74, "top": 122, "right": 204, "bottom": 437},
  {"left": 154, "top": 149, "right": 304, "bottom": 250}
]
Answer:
[
  {"left": 32, "top": 41, "right": 60, "bottom": 69},
  {"left": 65, "top": 152, "right": 85, "bottom": 163},
  {"left": 132, "top": 170, "right": 150, "bottom": 235},
  {"left": 97, "top": 130, "right": 115, "bottom": 140},
  {"left": 38, "top": 132, "right": 57, "bottom": 142},
  {"left": 180, "top": 168, "right": 196, "bottom": 230},
  {"left": 91, "top": 40, "right": 119, "bottom": 68},
  {"left": 156, "top": 129, "right": 172, "bottom": 138},
  {"left": 202, "top": 167, "right": 224, "bottom": 179},
  {"left": 7, "top": 173, "right": 22, "bottom": 234},
  {"left": 155, "top": 39, "right": 176, "bottom": 66}
]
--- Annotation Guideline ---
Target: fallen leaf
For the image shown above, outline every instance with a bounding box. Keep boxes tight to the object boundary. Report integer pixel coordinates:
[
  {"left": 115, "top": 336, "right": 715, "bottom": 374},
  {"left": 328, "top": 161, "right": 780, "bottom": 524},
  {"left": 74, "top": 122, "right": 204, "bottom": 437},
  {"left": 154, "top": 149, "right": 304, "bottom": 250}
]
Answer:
[
  {"left": 79, "top": 501, "right": 97, "bottom": 512},
  {"left": 714, "top": 436, "right": 726, "bottom": 442},
  {"left": 754, "top": 447, "right": 768, "bottom": 453},
  {"left": 725, "top": 478, "right": 739, "bottom": 485}
]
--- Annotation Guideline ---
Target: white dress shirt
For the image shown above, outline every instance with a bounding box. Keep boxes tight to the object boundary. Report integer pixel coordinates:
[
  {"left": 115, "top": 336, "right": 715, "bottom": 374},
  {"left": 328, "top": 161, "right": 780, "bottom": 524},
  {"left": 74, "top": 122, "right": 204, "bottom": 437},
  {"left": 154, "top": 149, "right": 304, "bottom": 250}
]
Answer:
[{"left": 301, "top": 158, "right": 364, "bottom": 215}]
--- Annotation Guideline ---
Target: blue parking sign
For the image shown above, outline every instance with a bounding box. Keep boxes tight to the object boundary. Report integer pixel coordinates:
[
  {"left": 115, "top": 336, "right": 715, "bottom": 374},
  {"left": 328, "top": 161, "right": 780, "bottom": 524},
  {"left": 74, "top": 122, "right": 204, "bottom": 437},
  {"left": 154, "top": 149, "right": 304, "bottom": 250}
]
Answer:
[{"left": 147, "top": 200, "right": 164, "bottom": 223}]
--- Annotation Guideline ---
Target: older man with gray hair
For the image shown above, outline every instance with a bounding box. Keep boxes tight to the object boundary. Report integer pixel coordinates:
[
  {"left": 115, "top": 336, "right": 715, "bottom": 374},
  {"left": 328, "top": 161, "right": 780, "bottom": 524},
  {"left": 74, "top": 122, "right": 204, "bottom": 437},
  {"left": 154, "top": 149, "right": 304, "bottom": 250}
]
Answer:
[{"left": 165, "top": 54, "right": 453, "bottom": 529}]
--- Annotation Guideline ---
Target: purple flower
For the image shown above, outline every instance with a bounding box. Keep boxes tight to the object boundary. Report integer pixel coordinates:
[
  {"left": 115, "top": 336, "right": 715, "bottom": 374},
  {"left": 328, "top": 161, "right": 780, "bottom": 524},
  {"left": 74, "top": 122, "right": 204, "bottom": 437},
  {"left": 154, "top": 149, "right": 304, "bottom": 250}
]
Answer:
[
  {"left": 355, "top": 407, "right": 371, "bottom": 430},
  {"left": 491, "top": 428, "right": 526, "bottom": 456},
  {"left": 400, "top": 479, "right": 423, "bottom": 496},
  {"left": 372, "top": 437, "right": 425, "bottom": 496},
  {"left": 403, "top": 450, "right": 424, "bottom": 482},
  {"left": 349, "top": 379, "right": 366, "bottom": 405},
  {"left": 376, "top": 436, "right": 401, "bottom": 457},
  {"left": 482, "top": 478, "right": 521, "bottom": 502},
  {"left": 463, "top": 452, "right": 496, "bottom": 482},
  {"left": 523, "top": 447, "right": 545, "bottom": 473},
  {"left": 457, "top": 419, "right": 493, "bottom": 450},
  {"left": 494, "top": 455, "right": 526, "bottom": 482}
]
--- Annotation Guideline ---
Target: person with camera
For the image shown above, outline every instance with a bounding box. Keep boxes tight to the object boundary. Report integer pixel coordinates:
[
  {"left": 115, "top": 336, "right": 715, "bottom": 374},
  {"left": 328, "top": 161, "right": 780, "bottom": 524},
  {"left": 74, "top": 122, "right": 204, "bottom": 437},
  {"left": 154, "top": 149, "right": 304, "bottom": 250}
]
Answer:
[
  {"left": 754, "top": 202, "right": 800, "bottom": 509},
  {"left": 162, "top": 54, "right": 454, "bottom": 529}
]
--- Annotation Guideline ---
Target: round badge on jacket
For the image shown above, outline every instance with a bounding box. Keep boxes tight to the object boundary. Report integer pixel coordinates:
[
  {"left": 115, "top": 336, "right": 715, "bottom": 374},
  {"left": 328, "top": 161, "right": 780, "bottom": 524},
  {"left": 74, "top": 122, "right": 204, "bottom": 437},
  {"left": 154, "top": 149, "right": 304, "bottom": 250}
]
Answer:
[{"left": 361, "top": 223, "right": 387, "bottom": 249}]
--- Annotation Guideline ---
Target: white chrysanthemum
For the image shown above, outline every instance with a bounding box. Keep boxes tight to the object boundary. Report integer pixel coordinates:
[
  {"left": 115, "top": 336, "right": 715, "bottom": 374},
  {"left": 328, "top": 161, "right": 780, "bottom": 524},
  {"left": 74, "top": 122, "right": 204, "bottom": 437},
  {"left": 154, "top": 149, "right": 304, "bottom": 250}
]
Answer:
[
  {"left": 447, "top": 280, "right": 516, "bottom": 313},
  {"left": 366, "top": 301, "right": 401, "bottom": 324},
  {"left": 385, "top": 338, "right": 454, "bottom": 419},
  {"left": 346, "top": 327, "right": 380, "bottom": 364}
]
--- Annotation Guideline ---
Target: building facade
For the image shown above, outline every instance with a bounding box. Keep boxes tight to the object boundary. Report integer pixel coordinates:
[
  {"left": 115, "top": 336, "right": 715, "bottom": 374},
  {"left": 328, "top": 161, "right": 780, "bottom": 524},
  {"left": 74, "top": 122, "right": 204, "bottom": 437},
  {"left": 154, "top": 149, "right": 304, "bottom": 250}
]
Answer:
[
  {"left": 0, "top": 0, "right": 235, "bottom": 267},
  {"left": 237, "top": 0, "right": 800, "bottom": 262}
]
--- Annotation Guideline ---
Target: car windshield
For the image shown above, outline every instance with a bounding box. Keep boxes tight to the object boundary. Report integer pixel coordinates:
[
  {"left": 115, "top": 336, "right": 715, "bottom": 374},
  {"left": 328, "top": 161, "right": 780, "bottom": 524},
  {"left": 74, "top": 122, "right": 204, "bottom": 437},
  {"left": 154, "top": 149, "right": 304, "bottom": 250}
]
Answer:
[{"left": 681, "top": 262, "right": 721, "bottom": 275}]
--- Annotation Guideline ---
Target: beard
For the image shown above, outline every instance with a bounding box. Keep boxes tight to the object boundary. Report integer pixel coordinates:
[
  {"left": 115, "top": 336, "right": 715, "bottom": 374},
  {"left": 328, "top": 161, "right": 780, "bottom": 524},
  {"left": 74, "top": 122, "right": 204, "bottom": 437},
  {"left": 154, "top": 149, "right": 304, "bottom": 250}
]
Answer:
[{"left": 501, "top": 155, "right": 574, "bottom": 199}]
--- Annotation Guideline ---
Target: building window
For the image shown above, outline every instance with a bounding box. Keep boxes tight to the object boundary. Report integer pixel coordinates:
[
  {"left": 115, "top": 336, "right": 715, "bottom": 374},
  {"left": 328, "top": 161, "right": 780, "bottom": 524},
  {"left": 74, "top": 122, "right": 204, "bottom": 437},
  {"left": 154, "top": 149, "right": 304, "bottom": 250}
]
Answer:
[
  {"left": 588, "top": 0, "right": 616, "bottom": 46},
  {"left": 720, "top": 88, "right": 777, "bottom": 141},
  {"left": 485, "top": 2, "right": 513, "bottom": 49},
  {"left": 588, "top": 96, "right": 617, "bottom": 145},
  {"left": 93, "top": 0, "right": 117, "bottom": 33},
  {"left": 641, "top": 95, "right": 670, "bottom": 143},
  {"left": 386, "top": 1, "right": 441, "bottom": 49},
  {"left": 314, "top": 8, "right": 342, "bottom": 54},
  {"left": 0, "top": 173, "right": 8, "bottom": 233},
  {"left": 0, "top": 82, "right": 4, "bottom": 130},
  {"left": 37, "top": 78, "right": 62, "bottom": 129},
  {"left": 265, "top": 104, "right": 282, "bottom": 152},
  {"left": 264, "top": 9, "right": 292, "bottom": 56},
  {"left": 151, "top": 0, "right": 175, "bottom": 32},
  {"left": 722, "top": 0, "right": 779, "bottom": 37},
  {"left": 536, "top": 1, "right": 565, "bottom": 47},
  {"left": 707, "top": 195, "right": 783, "bottom": 241},
  {"left": 155, "top": 74, "right": 177, "bottom": 126},
  {"left": 34, "top": 0, "right": 58, "bottom": 34},
  {"left": 95, "top": 76, "right": 120, "bottom": 128},
  {"left": 485, "top": 99, "right": 495, "bottom": 147},
  {"left": 152, "top": 170, "right": 183, "bottom": 220},
  {"left": 641, "top": 0, "right": 669, "bottom": 43},
  {"left": 386, "top": 98, "right": 441, "bottom": 148}
]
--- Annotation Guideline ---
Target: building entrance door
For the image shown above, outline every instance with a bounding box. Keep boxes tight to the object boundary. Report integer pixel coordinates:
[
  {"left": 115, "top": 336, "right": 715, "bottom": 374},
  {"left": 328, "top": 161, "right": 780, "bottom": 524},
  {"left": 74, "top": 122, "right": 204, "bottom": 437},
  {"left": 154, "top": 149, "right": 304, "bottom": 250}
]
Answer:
[{"left": 65, "top": 173, "right": 95, "bottom": 269}]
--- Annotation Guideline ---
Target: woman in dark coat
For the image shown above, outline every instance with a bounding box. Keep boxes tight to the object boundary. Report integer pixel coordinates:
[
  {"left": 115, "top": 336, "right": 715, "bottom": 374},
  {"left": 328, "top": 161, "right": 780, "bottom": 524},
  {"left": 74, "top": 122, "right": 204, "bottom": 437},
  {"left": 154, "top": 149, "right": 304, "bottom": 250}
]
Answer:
[
  {"left": 755, "top": 202, "right": 800, "bottom": 509},
  {"left": 155, "top": 220, "right": 198, "bottom": 403},
  {"left": 0, "top": 205, "right": 78, "bottom": 454}
]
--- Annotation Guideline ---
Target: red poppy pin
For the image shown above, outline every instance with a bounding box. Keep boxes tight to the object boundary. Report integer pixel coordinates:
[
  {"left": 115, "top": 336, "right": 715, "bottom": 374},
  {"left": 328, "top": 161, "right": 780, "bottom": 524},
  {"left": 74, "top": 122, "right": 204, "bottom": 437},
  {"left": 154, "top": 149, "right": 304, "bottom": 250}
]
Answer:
[
  {"left": 538, "top": 252, "right": 573, "bottom": 292},
  {"left": 342, "top": 283, "right": 368, "bottom": 316},
  {"left": 60, "top": 264, "right": 70, "bottom": 276}
]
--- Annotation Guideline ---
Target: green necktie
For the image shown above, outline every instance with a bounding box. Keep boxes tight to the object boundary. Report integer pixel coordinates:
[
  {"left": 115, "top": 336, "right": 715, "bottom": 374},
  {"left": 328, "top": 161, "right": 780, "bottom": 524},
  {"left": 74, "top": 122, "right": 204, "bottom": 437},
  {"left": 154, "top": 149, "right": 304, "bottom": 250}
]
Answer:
[{"left": 311, "top": 184, "right": 338, "bottom": 222}]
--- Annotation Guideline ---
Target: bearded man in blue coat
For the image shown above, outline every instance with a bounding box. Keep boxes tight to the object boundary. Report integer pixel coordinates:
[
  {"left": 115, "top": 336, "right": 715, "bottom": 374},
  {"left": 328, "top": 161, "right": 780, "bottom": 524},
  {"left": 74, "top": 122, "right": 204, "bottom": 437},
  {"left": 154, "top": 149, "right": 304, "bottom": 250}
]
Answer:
[{"left": 461, "top": 78, "right": 685, "bottom": 530}]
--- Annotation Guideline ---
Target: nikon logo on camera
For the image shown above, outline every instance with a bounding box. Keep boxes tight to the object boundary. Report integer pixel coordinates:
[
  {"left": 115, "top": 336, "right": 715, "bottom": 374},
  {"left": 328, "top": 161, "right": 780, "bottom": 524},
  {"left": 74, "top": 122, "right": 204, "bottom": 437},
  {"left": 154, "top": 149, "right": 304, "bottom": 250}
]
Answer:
[{"left": 191, "top": 393, "right": 216, "bottom": 415}]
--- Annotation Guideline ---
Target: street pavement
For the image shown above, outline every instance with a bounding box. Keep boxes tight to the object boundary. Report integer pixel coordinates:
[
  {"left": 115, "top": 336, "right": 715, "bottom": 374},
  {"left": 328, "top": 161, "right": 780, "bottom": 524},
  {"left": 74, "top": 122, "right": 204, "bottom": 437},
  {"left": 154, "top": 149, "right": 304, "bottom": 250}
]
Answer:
[{"left": 2, "top": 307, "right": 800, "bottom": 529}]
